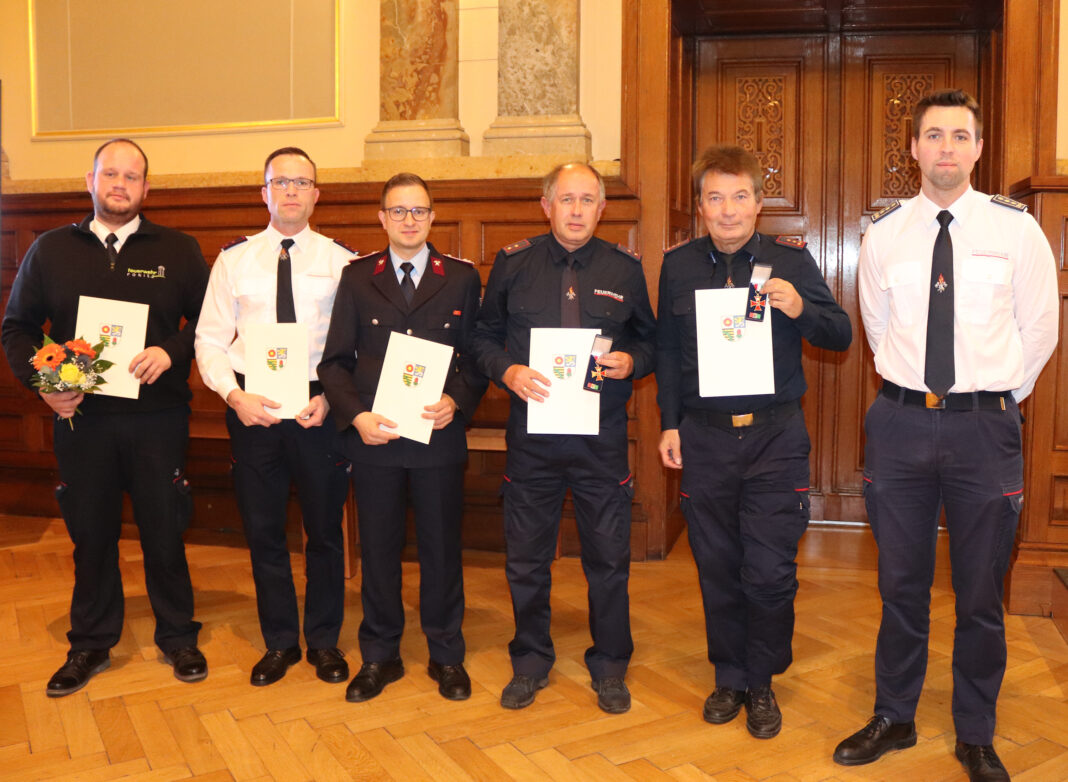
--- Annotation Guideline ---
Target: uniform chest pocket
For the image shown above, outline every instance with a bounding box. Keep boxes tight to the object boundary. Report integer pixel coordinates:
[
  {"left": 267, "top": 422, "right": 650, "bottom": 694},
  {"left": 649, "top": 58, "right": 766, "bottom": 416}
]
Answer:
[
  {"left": 234, "top": 277, "right": 274, "bottom": 313},
  {"left": 584, "top": 294, "right": 632, "bottom": 326},
  {"left": 668, "top": 290, "right": 698, "bottom": 340},
  {"left": 883, "top": 261, "right": 924, "bottom": 326},
  {"left": 299, "top": 275, "right": 339, "bottom": 318},
  {"left": 507, "top": 286, "right": 547, "bottom": 326},
  {"left": 958, "top": 255, "right": 1012, "bottom": 324}
]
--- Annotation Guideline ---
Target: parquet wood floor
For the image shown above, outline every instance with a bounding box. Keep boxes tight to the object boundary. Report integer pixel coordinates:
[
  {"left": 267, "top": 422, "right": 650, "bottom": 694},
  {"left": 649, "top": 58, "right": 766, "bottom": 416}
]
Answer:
[{"left": 1, "top": 514, "right": 1065, "bottom": 781}]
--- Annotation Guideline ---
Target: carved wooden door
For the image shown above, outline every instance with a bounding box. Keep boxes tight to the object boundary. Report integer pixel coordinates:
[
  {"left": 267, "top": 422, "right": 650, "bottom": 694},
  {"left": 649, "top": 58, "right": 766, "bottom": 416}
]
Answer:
[{"left": 694, "top": 32, "right": 977, "bottom": 522}]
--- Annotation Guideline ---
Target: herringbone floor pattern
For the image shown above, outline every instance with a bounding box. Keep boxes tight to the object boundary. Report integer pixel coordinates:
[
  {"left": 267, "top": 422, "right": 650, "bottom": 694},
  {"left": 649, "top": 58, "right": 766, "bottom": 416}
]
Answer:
[{"left": 1, "top": 514, "right": 1065, "bottom": 781}]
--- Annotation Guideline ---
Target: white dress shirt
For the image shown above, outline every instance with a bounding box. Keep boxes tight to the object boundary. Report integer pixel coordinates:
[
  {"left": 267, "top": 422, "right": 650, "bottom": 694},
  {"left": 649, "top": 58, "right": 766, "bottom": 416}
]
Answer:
[
  {"left": 859, "top": 187, "right": 1059, "bottom": 401},
  {"left": 195, "top": 224, "right": 355, "bottom": 402}
]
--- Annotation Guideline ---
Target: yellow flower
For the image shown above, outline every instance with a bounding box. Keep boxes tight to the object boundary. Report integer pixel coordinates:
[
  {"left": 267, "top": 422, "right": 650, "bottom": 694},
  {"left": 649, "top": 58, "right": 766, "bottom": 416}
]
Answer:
[{"left": 58, "top": 363, "right": 86, "bottom": 385}]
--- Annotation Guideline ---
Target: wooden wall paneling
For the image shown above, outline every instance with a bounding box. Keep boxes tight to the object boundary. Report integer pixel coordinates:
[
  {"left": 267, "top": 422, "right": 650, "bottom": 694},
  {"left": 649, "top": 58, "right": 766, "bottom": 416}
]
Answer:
[
  {"left": 996, "top": 0, "right": 1057, "bottom": 190},
  {"left": 630, "top": 0, "right": 678, "bottom": 558},
  {"left": 1005, "top": 180, "right": 1068, "bottom": 615}
]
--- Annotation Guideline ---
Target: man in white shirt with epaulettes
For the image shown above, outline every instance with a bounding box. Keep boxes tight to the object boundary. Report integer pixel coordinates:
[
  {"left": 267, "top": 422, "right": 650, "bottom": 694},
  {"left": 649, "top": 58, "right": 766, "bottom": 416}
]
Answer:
[{"left": 195, "top": 146, "right": 356, "bottom": 689}]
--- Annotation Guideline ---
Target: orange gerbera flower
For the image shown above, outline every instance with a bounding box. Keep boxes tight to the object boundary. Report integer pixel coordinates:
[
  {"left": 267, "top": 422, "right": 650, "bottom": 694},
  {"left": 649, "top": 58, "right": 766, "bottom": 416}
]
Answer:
[
  {"left": 64, "top": 339, "right": 97, "bottom": 359},
  {"left": 33, "top": 343, "right": 67, "bottom": 371}
]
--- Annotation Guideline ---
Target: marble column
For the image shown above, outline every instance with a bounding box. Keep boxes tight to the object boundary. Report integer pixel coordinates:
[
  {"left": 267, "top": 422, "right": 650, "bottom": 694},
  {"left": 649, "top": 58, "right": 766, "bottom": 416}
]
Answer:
[
  {"left": 365, "top": 0, "right": 470, "bottom": 159},
  {"left": 482, "top": 0, "right": 591, "bottom": 158}
]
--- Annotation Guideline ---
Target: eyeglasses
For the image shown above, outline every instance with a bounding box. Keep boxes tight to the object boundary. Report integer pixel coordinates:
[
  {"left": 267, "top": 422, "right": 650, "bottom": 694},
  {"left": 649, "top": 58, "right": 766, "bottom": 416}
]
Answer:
[
  {"left": 384, "top": 206, "right": 432, "bottom": 222},
  {"left": 267, "top": 177, "right": 315, "bottom": 191}
]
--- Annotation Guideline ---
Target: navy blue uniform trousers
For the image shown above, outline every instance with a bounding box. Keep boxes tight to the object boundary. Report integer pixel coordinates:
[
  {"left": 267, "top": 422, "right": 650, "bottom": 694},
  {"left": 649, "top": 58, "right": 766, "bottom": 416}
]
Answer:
[
  {"left": 679, "top": 411, "right": 811, "bottom": 691},
  {"left": 227, "top": 410, "right": 349, "bottom": 650},
  {"left": 351, "top": 462, "right": 466, "bottom": 665},
  {"left": 502, "top": 407, "right": 634, "bottom": 680},
  {"left": 864, "top": 391, "right": 1023, "bottom": 745},
  {"left": 53, "top": 407, "right": 200, "bottom": 653}
]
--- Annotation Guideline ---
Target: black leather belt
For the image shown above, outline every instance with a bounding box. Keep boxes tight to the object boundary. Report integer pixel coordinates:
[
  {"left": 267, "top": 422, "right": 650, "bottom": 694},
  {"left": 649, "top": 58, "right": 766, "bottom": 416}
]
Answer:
[
  {"left": 880, "top": 380, "right": 1011, "bottom": 411},
  {"left": 684, "top": 400, "right": 801, "bottom": 430},
  {"left": 235, "top": 372, "right": 324, "bottom": 398}
]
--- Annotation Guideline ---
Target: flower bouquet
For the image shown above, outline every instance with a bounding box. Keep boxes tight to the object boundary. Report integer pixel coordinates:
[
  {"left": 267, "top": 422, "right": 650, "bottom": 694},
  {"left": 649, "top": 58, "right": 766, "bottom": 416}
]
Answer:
[{"left": 30, "top": 336, "right": 113, "bottom": 427}]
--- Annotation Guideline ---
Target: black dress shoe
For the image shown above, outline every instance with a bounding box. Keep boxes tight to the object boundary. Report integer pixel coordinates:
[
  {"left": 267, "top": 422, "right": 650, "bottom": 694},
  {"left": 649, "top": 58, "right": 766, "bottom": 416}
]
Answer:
[
  {"left": 47, "top": 649, "right": 110, "bottom": 697},
  {"left": 591, "top": 677, "right": 631, "bottom": 714},
  {"left": 703, "top": 686, "right": 745, "bottom": 724},
  {"left": 428, "top": 661, "right": 471, "bottom": 700},
  {"left": 500, "top": 674, "right": 548, "bottom": 709},
  {"left": 745, "top": 685, "right": 782, "bottom": 739},
  {"left": 833, "top": 715, "right": 917, "bottom": 765},
  {"left": 307, "top": 647, "right": 349, "bottom": 683},
  {"left": 164, "top": 646, "right": 208, "bottom": 682},
  {"left": 955, "top": 741, "right": 1010, "bottom": 781},
  {"left": 250, "top": 647, "right": 301, "bottom": 686},
  {"left": 345, "top": 659, "right": 404, "bottom": 702}
]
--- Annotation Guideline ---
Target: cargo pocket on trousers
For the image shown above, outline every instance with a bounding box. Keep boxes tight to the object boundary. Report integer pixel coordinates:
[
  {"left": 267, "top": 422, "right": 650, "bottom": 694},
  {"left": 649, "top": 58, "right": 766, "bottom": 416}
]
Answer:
[
  {"left": 54, "top": 481, "right": 71, "bottom": 518},
  {"left": 173, "top": 472, "right": 193, "bottom": 534}
]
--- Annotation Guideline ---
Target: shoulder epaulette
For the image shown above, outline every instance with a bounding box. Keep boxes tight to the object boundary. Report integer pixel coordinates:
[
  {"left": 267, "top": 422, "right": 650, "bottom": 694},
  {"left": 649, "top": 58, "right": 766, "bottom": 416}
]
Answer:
[
  {"left": 503, "top": 238, "right": 533, "bottom": 256},
  {"left": 774, "top": 235, "right": 807, "bottom": 250},
  {"left": 615, "top": 243, "right": 641, "bottom": 261},
  {"left": 663, "top": 237, "right": 691, "bottom": 254},
  {"left": 444, "top": 254, "right": 475, "bottom": 266},
  {"left": 333, "top": 237, "right": 358, "bottom": 254},
  {"left": 220, "top": 236, "right": 248, "bottom": 252},
  {"left": 353, "top": 251, "right": 382, "bottom": 263},
  {"left": 991, "top": 194, "right": 1028, "bottom": 212},
  {"left": 871, "top": 201, "right": 902, "bottom": 223}
]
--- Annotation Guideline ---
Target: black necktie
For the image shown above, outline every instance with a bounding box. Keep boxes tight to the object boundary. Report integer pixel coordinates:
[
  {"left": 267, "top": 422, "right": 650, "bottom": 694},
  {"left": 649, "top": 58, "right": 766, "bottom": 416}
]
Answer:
[
  {"left": 105, "top": 233, "right": 118, "bottom": 271},
  {"left": 400, "top": 261, "right": 416, "bottom": 305},
  {"left": 561, "top": 254, "right": 580, "bottom": 327},
  {"left": 276, "top": 238, "right": 297, "bottom": 323},
  {"left": 924, "top": 210, "right": 955, "bottom": 397}
]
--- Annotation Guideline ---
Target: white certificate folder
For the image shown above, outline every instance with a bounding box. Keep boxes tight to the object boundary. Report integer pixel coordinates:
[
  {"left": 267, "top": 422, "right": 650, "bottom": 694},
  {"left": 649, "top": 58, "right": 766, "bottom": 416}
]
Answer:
[
  {"left": 74, "top": 295, "right": 149, "bottom": 399},
  {"left": 244, "top": 323, "right": 310, "bottom": 419},
  {"left": 372, "top": 331, "right": 454, "bottom": 445},
  {"left": 695, "top": 288, "right": 774, "bottom": 397},
  {"left": 527, "top": 328, "right": 601, "bottom": 435}
]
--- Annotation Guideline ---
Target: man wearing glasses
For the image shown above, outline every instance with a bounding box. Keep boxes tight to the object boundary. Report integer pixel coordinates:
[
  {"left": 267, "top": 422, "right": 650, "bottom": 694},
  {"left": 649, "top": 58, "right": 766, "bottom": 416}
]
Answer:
[
  {"left": 195, "top": 147, "right": 356, "bottom": 687},
  {"left": 318, "top": 172, "right": 486, "bottom": 702}
]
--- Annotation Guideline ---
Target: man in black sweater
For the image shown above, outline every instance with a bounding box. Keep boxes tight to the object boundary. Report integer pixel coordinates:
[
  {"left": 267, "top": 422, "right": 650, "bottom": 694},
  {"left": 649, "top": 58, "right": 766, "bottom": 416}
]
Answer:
[{"left": 2, "top": 138, "right": 210, "bottom": 696}]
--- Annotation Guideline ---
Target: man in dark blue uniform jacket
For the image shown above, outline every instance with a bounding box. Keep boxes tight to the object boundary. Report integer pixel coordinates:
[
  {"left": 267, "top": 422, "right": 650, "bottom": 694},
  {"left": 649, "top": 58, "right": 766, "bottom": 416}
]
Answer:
[
  {"left": 318, "top": 172, "right": 486, "bottom": 703},
  {"left": 656, "top": 145, "right": 851, "bottom": 739},
  {"left": 470, "top": 163, "right": 656, "bottom": 714}
]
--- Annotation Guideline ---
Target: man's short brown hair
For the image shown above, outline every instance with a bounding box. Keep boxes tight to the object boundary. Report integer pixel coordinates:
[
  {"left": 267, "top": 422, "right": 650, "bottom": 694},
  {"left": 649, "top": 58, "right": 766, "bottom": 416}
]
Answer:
[
  {"left": 380, "top": 172, "right": 433, "bottom": 210},
  {"left": 912, "top": 89, "right": 983, "bottom": 141},
  {"left": 264, "top": 147, "right": 317, "bottom": 180},
  {"left": 692, "top": 145, "right": 764, "bottom": 200}
]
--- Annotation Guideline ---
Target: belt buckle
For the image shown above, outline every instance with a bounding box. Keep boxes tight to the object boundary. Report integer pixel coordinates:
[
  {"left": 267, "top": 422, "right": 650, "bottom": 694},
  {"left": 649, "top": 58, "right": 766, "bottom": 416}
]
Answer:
[
  {"left": 732, "top": 413, "right": 754, "bottom": 427},
  {"left": 925, "top": 392, "right": 945, "bottom": 409}
]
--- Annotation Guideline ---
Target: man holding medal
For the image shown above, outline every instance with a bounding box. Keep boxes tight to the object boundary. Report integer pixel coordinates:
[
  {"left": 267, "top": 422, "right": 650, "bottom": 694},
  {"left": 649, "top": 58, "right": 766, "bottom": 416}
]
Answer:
[
  {"left": 470, "top": 162, "right": 656, "bottom": 714},
  {"left": 2, "top": 138, "right": 210, "bottom": 695},
  {"left": 656, "top": 145, "right": 851, "bottom": 738}
]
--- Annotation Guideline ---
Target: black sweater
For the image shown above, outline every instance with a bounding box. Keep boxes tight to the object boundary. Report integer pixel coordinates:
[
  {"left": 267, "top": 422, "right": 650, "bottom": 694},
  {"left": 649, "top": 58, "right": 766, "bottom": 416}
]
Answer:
[{"left": 2, "top": 214, "right": 209, "bottom": 414}]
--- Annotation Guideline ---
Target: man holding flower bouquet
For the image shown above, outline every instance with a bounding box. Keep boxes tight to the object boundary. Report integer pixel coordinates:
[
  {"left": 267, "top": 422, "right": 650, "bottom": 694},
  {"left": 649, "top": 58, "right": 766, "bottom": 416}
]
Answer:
[{"left": 2, "top": 138, "right": 211, "bottom": 695}]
